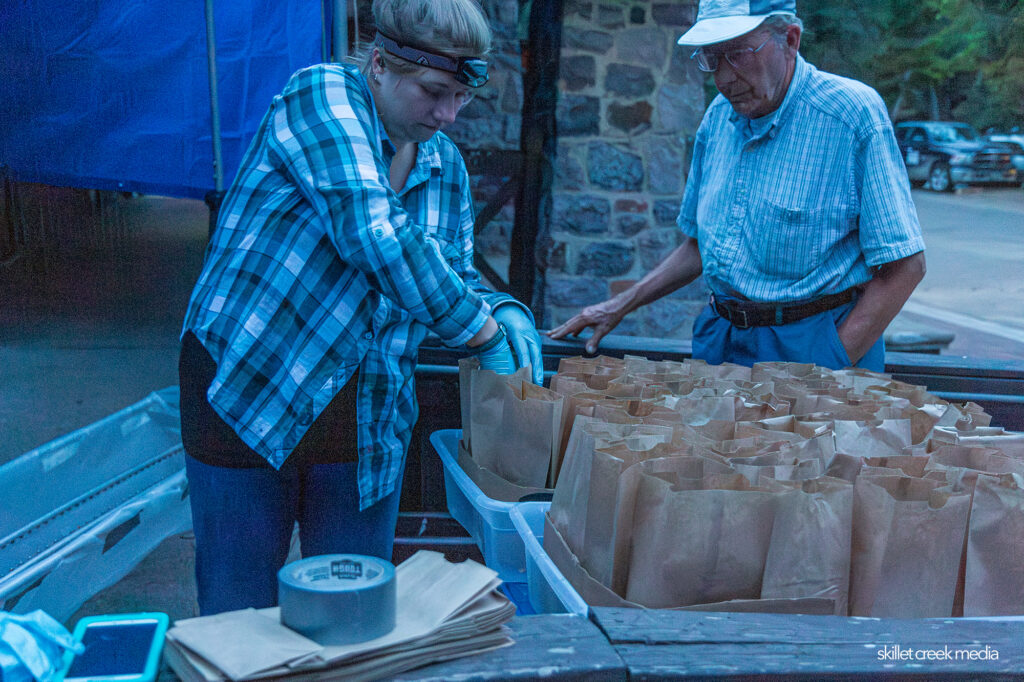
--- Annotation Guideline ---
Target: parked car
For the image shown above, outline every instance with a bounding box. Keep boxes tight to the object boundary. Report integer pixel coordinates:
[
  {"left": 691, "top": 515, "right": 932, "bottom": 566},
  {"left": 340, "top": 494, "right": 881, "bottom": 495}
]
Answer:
[
  {"left": 894, "top": 121, "right": 1018, "bottom": 192},
  {"left": 985, "top": 134, "right": 1024, "bottom": 184}
]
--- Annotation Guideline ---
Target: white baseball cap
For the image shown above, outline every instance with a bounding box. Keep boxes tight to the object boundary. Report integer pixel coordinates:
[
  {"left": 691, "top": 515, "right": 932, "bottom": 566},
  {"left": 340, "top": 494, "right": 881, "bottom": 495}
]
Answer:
[{"left": 677, "top": 0, "right": 797, "bottom": 46}]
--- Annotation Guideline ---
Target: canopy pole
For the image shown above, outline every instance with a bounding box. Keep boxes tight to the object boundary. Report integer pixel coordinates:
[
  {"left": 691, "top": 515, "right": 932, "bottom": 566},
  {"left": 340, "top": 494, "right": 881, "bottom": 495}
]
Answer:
[
  {"left": 332, "top": 0, "right": 348, "bottom": 61},
  {"left": 204, "top": 0, "right": 225, "bottom": 236},
  {"left": 321, "top": 1, "right": 329, "bottom": 63}
]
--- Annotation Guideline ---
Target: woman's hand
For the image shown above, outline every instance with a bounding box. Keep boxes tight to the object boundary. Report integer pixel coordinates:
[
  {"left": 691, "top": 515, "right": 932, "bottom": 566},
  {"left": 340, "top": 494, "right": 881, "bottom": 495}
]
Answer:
[
  {"left": 492, "top": 305, "right": 544, "bottom": 385},
  {"left": 468, "top": 317, "right": 516, "bottom": 374}
]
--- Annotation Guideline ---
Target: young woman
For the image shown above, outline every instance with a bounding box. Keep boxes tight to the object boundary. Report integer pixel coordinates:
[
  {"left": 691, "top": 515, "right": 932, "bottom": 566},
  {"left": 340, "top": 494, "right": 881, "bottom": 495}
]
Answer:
[{"left": 179, "top": 0, "right": 541, "bottom": 615}]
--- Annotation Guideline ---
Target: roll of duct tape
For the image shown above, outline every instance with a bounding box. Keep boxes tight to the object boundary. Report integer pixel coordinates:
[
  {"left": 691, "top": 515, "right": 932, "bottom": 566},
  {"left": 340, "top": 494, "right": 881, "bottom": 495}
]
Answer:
[{"left": 278, "top": 554, "right": 397, "bottom": 645}]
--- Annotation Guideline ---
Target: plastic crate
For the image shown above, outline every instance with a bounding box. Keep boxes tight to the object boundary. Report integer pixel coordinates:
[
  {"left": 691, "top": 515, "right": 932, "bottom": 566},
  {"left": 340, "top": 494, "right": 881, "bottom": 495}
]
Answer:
[
  {"left": 499, "top": 581, "right": 535, "bottom": 615},
  {"left": 509, "top": 502, "right": 589, "bottom": 616},
  {"left": 428, "top": 429, "right": 526, "bottom": 582}
]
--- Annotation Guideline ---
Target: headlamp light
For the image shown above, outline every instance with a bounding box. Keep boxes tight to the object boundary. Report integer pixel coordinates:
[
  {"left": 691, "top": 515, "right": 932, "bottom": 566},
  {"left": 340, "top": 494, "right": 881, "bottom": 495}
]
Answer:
[{"left": 374, "top": 32, "right": 489, "bottom": 88}]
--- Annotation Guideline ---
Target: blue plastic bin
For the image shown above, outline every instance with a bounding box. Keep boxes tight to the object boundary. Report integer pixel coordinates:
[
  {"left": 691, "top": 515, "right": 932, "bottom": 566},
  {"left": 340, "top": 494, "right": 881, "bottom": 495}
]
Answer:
[
  {"left": 509, "top": 501, "right": 589, "bottom": 616},
  {"left": 428, "top": 429, "right": 527, "bottom": 582}
]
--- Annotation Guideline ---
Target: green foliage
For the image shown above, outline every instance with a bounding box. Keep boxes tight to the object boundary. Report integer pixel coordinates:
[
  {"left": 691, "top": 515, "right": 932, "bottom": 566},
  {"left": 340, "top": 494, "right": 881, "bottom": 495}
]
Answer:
[{"left": 799, "top": 0, "right": 1023, "bottom": 130}]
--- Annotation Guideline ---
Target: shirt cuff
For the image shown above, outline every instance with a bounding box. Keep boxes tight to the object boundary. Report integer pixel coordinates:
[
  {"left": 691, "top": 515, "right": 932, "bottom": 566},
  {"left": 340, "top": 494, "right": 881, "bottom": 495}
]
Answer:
[
  {"left": 430, "top": 288, "right": 491, "bottom": 346},
  {"left": 486, "top": 294, "right": 537, "bottom": 327},
  {"left": 863, "top": 239, "right": 925, "bottom": 269}
]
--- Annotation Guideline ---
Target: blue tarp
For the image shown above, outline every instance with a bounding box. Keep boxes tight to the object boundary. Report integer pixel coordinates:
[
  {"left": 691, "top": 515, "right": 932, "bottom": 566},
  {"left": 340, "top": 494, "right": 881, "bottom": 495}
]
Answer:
[{"left": 0, "top": 2, "right": 322, "bottom": 199}]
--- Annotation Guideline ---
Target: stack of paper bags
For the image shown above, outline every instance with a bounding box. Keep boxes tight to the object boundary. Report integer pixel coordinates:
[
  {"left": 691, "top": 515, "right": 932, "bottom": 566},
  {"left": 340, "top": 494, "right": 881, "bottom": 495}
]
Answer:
[
  {"left": 539, "top": 355, "right": 1024, "bottom": 619},
  {"left": 163, "top": 551, "right": 515, "bottom": 681}
]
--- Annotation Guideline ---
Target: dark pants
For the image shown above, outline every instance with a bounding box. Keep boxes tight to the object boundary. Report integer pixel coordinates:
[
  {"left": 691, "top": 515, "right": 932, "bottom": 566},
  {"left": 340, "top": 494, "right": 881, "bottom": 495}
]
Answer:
[
  {"left": 179, "top": 333, "right": 403, "bottom": 615},
  {"left": 184, "top": 455, "right": 402, "bottom": 615},
  {"left": 691, "top": 300, "right": 886, "bottom": 372}
]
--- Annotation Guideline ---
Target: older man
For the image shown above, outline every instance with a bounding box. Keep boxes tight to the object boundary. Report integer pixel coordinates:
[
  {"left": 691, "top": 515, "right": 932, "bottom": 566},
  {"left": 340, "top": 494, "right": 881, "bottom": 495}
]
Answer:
[{"left": 549, "top": 0, "right": 925, "bottom": 372}]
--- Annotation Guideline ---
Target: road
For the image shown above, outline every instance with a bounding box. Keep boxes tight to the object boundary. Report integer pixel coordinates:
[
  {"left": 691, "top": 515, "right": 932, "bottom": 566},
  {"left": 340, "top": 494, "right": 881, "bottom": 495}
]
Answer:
[{"left": 895, "top": 187, "right": 1024, "bottom": 361}]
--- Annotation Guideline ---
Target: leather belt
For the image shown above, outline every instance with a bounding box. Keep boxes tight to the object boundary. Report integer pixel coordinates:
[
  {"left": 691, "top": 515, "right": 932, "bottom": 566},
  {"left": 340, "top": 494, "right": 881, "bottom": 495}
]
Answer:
[{"left": 710, "top": 288, "right": 856, "bottom": 329}]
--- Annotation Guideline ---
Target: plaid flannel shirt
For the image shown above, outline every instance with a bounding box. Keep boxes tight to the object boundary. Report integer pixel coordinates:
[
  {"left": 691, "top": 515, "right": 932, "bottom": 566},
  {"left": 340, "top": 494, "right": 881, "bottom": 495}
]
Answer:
[
  {"left": 183, "top": 64, "right": 527, "bottom": 509},
  {"left": 679, "top": 56, "right": 925, "bottom": 302}
]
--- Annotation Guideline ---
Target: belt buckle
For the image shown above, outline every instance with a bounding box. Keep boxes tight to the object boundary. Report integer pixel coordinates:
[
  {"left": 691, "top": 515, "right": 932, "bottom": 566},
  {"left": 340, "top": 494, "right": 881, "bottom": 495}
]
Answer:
[{"left": 734, "top": 308, "right": 750, "bottom": 329}]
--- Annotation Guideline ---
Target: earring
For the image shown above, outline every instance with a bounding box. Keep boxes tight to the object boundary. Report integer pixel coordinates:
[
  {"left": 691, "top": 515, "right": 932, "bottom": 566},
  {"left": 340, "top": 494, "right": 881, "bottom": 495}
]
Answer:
[{"left": 373, "top": 73, "right": 380, "bottom": 83}]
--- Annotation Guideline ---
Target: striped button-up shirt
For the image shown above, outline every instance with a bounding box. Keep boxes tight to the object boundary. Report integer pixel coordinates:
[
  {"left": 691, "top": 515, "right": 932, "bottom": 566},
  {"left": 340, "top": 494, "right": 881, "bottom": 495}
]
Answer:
[
  {"left": 678, "top": 55, "right": 925, "bottom": 302},
  {"left": 183, "top": 64, "right": 524, "bottom": 508}
]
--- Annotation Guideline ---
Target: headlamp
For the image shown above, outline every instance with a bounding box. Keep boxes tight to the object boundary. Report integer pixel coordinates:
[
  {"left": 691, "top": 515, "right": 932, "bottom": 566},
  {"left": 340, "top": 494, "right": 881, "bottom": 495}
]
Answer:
[{"left": 374, "top": 32, "right": 489, "bottom": 88}]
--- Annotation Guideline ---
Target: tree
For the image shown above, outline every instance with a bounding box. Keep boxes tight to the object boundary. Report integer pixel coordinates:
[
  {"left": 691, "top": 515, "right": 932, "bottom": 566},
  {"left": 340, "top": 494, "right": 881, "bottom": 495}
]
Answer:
[{"left": 800, "top": 0, "right": 1024, "bottom": 130}]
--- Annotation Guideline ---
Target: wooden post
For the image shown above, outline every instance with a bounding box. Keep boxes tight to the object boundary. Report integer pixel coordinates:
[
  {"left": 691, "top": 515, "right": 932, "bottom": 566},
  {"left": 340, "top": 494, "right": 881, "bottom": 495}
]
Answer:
[{"left": 510, "top": 0, "right": 563, "bottom": 324}]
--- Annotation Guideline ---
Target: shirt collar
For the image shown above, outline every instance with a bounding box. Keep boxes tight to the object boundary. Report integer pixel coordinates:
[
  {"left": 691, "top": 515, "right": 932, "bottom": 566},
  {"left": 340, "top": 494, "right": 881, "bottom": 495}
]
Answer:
[{"left": 401, "top": 136, "right": 443, "bottom": 195}]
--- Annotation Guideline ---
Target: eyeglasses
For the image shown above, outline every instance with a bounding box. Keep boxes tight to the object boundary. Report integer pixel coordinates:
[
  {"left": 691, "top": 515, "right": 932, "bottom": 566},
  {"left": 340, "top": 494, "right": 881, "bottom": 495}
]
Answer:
[
  {"left": 691, "top": 36, "right": 772, "bottom": 73},
  {"left": 414, "top": 78, "right": 475, "bottom": 111},
  {"left": 375, "top": 32, "right": 489, "bottom": 87}
]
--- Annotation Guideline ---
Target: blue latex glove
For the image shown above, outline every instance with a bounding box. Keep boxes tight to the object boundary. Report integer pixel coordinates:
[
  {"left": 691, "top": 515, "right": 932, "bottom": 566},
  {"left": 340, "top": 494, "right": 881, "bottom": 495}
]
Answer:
[
  {"left": 0, "top": 610, "right": 82, "bottom": 682},
  {"left": 493, "top": 304, "right": 544, "bottom": 385},
  {"left": 474, "top": 324, "right": 516, "bottom": 375}
]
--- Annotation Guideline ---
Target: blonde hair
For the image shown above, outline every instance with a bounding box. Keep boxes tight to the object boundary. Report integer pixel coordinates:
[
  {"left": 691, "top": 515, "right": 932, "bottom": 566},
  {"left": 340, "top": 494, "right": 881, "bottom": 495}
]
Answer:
[{"left": 358, "top": 0, "right": 492, "bottom": 76}]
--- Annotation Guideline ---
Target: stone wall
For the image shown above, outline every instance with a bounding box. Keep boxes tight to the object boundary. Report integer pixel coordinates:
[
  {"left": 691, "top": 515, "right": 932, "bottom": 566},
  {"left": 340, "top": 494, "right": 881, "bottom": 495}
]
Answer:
[
  {"left": 546, "top": 0, "right": 708, "bottom": 339},
  {"left": 446, "top": 0, "right": 710, "bottom": 341}
]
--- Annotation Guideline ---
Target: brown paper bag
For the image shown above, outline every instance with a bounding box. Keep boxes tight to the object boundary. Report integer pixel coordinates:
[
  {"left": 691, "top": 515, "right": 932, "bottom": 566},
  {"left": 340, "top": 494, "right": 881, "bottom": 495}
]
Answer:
[
  {"left": 849, "top": 475, "right": 970, "bottom": 618},
  {"left": 458, "top": 357, "right": 479, "bottom": 451},
  {"left": 580, "top": 440, "right": 696, "bottom": 585},
  {"left": 542, "top": 513, "right": 834, "bottom": 614},
  {"left": 556, "top": 355, "right": 625, "bottom": 376},
  {"left": 468, "top": 367, "right": 563, "bottom": 488},
  {"left": 730, "top": 453, "right": 823, "bottom": 485},
  {"left": 606, "top": 455, "right": 739, "bottom": 596},
  {"left": 467, "top": 366, "right": 524, "bottom": 467},
  {"left": 931, "top": 426, "right": 1024, "bottom": 459},
  {"left": 926, "top": 444, "right": 1024, "bottom": 478},
  {"left": 964, "top": 473, "right": 1024, "bottom": 616},
  {"left": 761, "top": 476, "right": 853, "bottom": 615},
  {"left": 751, "top": 361, "right": 819, "bottom": 383},
  {"left": 690, "top": 361, "right": 753, "bottom": 381},
  {"left": 933, "top": 402, "right": 992, "bottom": 429},
  {"left": 831, "top": 366, "right": 892, "bottom": 393},
  {"left": 777, "top": 432, "right": 837, "bottom": 470},
  {"left": 861, "top": 455, "right": 931, "bottom": 478},
  {"left": 456, "top": 441, "right": 551, "bottom": 502},
  {"left": 554, "top": 391, "right": 616, "bottom": 475},
  {"left": 824, "top": 452, "right": 864, "bottom": 482},
  {"left": 624, "top": 471, "right": 783, "bottom": 608},
  {"left": 549, "top": 416, "right": 673, "bottom": 556},
  {"left": 833, "top": 419, "right": 912, "bottom": 458}
]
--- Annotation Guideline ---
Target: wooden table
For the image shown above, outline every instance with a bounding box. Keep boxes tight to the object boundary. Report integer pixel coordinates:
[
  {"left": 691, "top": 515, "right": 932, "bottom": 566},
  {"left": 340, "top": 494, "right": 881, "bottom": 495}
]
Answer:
[
  {"left": 159, "top": 610, "right": 1024, "bottom": 680},
  {"left": 588, "top": 607, "right": 1024, "bottom": 680}
]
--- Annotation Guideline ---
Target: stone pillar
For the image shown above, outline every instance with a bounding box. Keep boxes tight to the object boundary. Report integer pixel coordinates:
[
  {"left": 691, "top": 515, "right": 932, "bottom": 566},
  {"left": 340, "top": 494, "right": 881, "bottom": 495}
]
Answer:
[
  {"left": 545, "top": 0, "right": 709, "bottom": 340},
  {"left": 446, "top": 1, "right": 709, "bottom": 342}
]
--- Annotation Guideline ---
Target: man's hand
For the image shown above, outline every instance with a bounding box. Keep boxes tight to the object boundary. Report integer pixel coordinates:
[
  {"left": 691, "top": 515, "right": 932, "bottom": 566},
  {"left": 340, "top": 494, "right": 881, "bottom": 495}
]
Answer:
[
  {"left": 547, "top": 294, "right": 630, "bottom": 355},
  {"left": 493, "top": 304, "right": 544, "bottom": 385},
  {"left": 548, "top": 238, "right": 704, "bottom": 355}
]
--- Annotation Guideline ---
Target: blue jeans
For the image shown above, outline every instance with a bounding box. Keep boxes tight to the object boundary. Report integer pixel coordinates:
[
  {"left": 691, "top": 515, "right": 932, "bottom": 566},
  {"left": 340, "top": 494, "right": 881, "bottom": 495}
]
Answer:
[
  {"left": 185, "top": 455, "right": 403, "bottom": 615},
  {"left": 691, "top": 299, "right": 885, "bottom": 372}
]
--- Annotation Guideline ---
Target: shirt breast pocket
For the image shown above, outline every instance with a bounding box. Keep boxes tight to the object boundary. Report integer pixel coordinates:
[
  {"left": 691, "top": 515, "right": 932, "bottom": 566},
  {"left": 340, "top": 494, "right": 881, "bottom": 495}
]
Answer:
[{"left": 747, "top": 200, "right": 850, "bottom": 280}]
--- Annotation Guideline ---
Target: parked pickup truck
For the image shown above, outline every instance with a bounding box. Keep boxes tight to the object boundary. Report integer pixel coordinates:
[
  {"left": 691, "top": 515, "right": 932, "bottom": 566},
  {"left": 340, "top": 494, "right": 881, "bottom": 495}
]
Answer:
[{"left": 895, "top": 121, "right": 1018, "bottom": 192}]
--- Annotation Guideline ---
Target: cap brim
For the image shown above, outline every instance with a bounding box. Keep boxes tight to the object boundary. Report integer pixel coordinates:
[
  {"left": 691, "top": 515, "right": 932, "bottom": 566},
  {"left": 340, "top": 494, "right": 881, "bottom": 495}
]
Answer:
[{"left": 676, "top": 15, "right": 769, "bottom": 46}]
